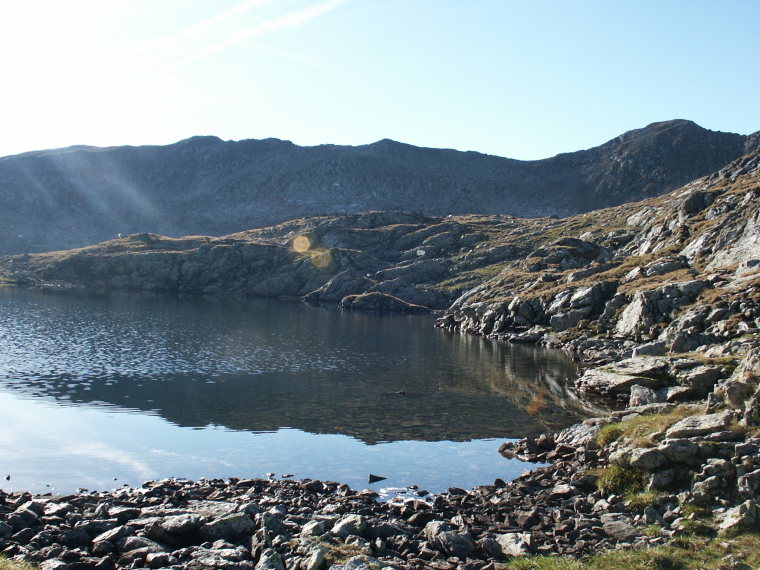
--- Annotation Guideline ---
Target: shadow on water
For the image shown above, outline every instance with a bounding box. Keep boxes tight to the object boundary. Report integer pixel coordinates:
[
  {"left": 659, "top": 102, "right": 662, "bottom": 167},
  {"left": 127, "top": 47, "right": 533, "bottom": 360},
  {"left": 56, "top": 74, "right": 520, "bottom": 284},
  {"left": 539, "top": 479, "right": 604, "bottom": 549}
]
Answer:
[{"left": 0, "top": 289, "right": 590, "bottom": 444}]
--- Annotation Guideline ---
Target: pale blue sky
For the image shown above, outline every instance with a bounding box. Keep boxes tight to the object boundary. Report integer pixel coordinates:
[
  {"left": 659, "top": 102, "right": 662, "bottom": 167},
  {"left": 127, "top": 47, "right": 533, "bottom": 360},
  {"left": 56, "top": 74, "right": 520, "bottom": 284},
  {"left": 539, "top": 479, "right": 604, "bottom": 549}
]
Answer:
[{"left": 1, "top": 0, "right": 758, "bottom": 160}]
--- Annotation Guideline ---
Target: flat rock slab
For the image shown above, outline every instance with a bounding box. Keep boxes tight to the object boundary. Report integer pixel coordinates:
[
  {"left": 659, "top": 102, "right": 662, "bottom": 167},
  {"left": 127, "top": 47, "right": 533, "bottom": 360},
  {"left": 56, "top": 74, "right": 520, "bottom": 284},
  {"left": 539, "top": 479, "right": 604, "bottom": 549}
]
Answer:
[
  {"left": 576, "top": 369, "right": 661, "bottom": 396},
  {"left": 600, "top": 514, "right": 641, "bottom": 542},
  {"left": 666, "top": 411, "right": 735, "bottom": 438},
  {"left": 187, "top": 501, "right": 239, "bottom": 520},
  {"left": 607, "top": 357, "right": 670, "bottom": 377}
]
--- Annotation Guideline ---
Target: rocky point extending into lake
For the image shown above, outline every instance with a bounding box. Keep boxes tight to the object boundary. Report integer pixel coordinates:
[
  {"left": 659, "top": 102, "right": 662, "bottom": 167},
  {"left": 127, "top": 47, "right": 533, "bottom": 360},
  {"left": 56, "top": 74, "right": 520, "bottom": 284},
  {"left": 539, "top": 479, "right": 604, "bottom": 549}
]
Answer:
[{"left": 1, "top": 147, "right": 760, "bottom": 568}]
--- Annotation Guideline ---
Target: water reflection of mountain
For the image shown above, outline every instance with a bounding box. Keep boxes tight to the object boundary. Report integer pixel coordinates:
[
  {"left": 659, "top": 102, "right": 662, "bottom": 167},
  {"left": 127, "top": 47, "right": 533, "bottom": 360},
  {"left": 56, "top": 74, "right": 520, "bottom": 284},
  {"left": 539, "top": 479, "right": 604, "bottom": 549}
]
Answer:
[
  {"left": 0, "top": 290, "right": 594, "bottom": 443},
  {"left": 5, "top": 362, "right": 591, "bottom": 444}
]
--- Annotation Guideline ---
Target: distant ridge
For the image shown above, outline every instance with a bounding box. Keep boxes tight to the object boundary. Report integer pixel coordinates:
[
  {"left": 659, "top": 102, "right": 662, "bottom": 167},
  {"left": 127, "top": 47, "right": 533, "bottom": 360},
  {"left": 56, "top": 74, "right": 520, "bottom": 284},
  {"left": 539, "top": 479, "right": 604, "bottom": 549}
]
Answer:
[{"left": 0, "top": 119, "right": 757, "bottom": 255}]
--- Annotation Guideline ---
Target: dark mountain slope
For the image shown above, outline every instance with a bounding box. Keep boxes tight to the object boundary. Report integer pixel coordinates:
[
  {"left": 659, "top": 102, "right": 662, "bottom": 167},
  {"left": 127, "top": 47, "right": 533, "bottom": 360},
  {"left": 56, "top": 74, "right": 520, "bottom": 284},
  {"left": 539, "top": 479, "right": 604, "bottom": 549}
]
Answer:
[{"left": 0, "top": 119, "right": 756, "bottom": 254}]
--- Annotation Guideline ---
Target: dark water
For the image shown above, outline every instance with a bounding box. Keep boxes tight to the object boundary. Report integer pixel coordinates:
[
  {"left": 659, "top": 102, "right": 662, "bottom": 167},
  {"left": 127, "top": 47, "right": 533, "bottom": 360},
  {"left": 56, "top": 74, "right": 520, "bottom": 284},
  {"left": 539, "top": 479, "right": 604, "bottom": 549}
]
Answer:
[{"left": 0, "top": 288, "right": 588, "bottom": 497}]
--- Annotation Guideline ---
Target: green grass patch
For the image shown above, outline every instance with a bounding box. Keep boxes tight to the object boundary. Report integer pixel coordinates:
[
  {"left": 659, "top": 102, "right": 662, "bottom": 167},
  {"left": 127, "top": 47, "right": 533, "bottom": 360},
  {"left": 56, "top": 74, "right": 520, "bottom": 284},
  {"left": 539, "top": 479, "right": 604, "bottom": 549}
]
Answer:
[
  {"left": 596, "top": 424, "right": 625, "bottom": 446},
  {"left": 676, "top": 518, "right": 716, "bottom": 537},
  {"left": 596, "top": 406, "right": 697, "bottom": 448},
  {"left": 504, "top": 556, "right": 585, "bottom": 570},
  {"left": 624, "top": 490, "right": 663, "bottom": 513},
  {"left": 595, "top": 465, "right": 648, "bottom": 495},
  {"left": 0, "top": 557, "right": 36, "bottom": 570},
  {"left": 641, "top": 524, "right": 664, "bottom": 537},
  {"left": 504, "top": 532, "right": 760, "bottom": 569}
]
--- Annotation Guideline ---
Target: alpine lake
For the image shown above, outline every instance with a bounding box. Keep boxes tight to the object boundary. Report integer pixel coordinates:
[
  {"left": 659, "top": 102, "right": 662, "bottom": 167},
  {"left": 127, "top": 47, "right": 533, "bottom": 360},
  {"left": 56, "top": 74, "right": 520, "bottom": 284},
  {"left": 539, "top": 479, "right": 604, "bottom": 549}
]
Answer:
[{"left": 0, "top": 288, "right": 589, "bottom": 499}]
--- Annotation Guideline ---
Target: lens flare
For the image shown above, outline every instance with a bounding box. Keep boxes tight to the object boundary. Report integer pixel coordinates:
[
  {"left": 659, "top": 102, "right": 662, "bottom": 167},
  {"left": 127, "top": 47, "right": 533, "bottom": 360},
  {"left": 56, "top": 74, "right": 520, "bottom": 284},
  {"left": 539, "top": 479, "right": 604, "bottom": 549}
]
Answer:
[
  {"left": 292, "top": 235, "right": 311, "bottom": 252},
  {"left": 310, "top": 249, "right": 333, "bottom": 268}
]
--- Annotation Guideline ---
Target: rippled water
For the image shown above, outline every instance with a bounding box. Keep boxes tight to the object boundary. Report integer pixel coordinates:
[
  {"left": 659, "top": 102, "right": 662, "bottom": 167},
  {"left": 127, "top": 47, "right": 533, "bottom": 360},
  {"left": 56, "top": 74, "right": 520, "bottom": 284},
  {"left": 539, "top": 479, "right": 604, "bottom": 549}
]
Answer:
[{"left": 0, "top": 288, "right": 588, "bottom": 496}]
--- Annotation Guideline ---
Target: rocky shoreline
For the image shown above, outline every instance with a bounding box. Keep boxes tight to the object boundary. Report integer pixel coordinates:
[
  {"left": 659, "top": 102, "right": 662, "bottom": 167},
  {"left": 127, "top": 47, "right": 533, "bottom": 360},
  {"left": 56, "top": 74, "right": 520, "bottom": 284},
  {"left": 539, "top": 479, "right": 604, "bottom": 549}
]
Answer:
[{"left": 0, "top": 444, "right": 672, "bottom": 570}]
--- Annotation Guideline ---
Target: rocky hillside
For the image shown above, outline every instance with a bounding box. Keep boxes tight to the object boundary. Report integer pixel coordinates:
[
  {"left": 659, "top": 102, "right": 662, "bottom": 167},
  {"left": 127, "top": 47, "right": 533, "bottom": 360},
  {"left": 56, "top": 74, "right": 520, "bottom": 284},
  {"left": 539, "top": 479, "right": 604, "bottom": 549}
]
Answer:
[
  {"left": 1, "top": 120, "right": 757, "bottom": 255},
  {"left": 1, "top": 149, "right": 758, "bottom": 341},
  {"left": 438, "top": 149, "right": 760, "bottom": 365}
]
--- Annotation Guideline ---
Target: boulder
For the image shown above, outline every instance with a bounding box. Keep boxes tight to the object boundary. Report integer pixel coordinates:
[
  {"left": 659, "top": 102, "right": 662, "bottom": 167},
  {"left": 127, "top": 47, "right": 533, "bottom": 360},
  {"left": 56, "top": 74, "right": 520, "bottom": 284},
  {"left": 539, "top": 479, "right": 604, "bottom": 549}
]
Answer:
[
  {"left": 255, "top": 548, "right": 285, "bottom": 570},
  {"left": 116, "top": 535, "right": 167, "bottom": 554},
  {"left": 628, "top": 448, "right": 667, "bottom": 471},
  {"left": 159, "top": 513, "right": 204, "bottom": 535},
  {"left": 549, "top": 308, "right": 591, "bottom": 331},
  {"left": 629, "top": 384, "right": 663, "bottom": 407},
  {"left": 576, "top": 369, "right": 661, "bottom": 398},
  {"left": 719, "top": 500, "right": 760, "bottom": 533},
  {"left": 423, "top": 520, "right": 476, "bottom": 558},
  {"left": 600, "top": 514, "right": 641, "bottom": 542},
  {"left": 300, "top": 520, "right": 326, "bottom": 538},
  {"left": 496, "top": 532, "right": 533, "bottom": 556},
  {"left": 658, "top": 438, "right": 700, "bottom": 463},
  {"left": 666, "top": 411, "right": 735, "bottom": 438},
  {"left": 632, "top": 341, "right": 667, "bottom": 357},
  {"left": 331, "top": 514, "right": 366, "bottom": 538},
  {"left": 200, "top": 512, "right": 256, "bottom": 541}
]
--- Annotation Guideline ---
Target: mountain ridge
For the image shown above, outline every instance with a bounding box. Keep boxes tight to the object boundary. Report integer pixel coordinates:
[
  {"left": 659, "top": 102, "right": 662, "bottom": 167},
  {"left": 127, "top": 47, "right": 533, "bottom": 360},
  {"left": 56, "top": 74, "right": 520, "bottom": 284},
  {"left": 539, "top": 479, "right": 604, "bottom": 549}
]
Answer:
[{"left": 0, "top": 119, "right": 757, "bottom": 255}]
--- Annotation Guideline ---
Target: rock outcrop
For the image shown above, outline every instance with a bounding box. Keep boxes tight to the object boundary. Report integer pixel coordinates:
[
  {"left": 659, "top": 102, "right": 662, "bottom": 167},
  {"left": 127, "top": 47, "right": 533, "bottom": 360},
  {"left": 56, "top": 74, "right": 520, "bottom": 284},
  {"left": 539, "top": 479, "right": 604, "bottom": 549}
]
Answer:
[{"left": 438, "top": 150, "right": 760, "bottom": 362}]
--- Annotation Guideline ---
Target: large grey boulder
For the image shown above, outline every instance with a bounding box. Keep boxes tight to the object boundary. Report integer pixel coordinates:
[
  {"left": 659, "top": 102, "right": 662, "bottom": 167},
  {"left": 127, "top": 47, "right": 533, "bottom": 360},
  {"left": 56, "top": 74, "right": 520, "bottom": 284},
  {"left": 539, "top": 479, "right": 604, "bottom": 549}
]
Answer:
[
  {"left": 116, "top": 535, "right": 167, "bottom": 554},
  {"left": 160, "top": 513, "right": 204, "bottom": 535},
  {"left": 549, "top": 307, "right": 591, "bottom": 331},
  {"left": 628, "top": 447, "right": 667, "bottom": 471},
  {"left": 556, "top": 421, "right": 604, "bottom": 450},
  {"left": 615, "top": 281, "right": 707, "bottom": 337}
]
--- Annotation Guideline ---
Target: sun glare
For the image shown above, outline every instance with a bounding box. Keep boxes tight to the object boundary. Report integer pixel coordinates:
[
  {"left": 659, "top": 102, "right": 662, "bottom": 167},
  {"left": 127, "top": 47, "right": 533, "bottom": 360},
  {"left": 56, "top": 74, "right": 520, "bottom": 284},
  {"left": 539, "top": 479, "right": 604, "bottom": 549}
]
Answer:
[{"left": 292, "top": 235, "right": 311, "bottom": 252}]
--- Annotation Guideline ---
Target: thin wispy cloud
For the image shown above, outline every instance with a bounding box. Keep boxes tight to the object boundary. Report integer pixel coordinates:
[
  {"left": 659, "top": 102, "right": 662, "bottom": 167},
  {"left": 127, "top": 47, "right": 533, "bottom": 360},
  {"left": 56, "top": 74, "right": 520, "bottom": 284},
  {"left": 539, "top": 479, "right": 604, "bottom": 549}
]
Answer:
[
  {"left": 165, "top": 0, "right": 347, "bottom": 71},
  {"left": 139, "top": 0, "right": 275, "bottom": 54}
]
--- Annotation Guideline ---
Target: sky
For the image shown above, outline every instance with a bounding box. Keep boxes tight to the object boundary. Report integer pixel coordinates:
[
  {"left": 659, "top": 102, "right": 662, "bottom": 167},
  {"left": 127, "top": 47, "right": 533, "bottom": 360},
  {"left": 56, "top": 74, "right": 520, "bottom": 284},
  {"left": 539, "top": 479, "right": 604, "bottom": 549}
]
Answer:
[{"left": 0, "top": 0, "right": 758, "bottom": 160}]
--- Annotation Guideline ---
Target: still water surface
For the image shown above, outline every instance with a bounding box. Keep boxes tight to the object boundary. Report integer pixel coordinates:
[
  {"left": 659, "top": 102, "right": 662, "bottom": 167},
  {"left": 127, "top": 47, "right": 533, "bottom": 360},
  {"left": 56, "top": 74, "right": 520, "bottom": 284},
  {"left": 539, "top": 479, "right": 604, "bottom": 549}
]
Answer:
[{"left": 0, "top": 289, "right": 588, "bottom": 496}]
